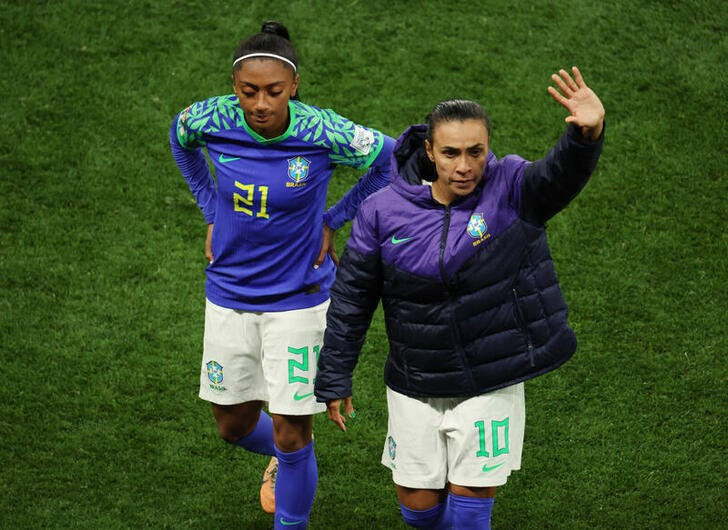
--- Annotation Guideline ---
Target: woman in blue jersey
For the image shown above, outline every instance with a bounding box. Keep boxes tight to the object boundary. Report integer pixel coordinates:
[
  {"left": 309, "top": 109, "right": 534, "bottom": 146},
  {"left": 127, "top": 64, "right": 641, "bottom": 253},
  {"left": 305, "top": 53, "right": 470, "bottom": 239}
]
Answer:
[
  {"left": 315, "top": 68, "right": 604, "bottom": 529},
  {"left": 170, "top": 21, "right": 393, "bottom": 529}
]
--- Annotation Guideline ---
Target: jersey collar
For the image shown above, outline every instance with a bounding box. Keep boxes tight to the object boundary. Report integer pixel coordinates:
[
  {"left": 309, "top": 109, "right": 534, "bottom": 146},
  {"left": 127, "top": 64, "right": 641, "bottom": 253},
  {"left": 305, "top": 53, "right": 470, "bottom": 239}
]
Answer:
[{"left": 240, "top": 100, "right": 296, "bottom": 144}]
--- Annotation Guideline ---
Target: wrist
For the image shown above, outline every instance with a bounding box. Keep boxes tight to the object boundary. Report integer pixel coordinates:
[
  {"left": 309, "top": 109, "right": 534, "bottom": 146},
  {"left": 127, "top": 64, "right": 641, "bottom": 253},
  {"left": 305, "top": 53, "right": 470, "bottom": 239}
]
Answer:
[{"left": 583, "top": 120, "right": 604, "bottom": 141}]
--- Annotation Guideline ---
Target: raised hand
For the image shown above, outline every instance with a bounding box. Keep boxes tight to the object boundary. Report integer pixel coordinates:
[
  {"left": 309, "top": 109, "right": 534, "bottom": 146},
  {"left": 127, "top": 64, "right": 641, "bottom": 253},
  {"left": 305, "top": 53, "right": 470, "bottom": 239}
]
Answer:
[{"left": 548, "top": 67, "right": 605, "bottom": 140}]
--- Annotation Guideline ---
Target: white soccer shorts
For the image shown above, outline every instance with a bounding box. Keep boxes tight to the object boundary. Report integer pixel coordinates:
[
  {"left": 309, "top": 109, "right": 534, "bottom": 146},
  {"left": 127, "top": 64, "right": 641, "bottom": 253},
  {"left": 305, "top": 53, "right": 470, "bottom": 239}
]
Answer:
[
  {"left": 381, "top": 383, "right": 525, "bottom": 489},
  {"left": 199, "top": 298, "right": 327, "bottom": 415}
]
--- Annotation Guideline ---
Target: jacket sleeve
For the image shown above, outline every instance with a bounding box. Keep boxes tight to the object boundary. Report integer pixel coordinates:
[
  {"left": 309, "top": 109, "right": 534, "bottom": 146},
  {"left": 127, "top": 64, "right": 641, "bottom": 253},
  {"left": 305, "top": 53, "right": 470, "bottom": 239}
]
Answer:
[
  {"left": 315, "top": 208, "right": 382, "bottom": 401},
  {"left": 169, "top": 116, "right": 217, "bottom": 224},
  {"left": 323, "top": 135, "right": 395, "bottom": 230},
  {"left": 515, "top": 123, "right": 604, "bottom": 224}
]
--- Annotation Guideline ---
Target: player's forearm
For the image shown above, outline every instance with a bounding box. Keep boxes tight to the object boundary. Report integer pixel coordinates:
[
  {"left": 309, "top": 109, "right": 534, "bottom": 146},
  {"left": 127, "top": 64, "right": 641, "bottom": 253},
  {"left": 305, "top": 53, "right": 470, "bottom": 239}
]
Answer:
[
  {"left": 518, "top": 123, "right": 604, "bottom": 223},
  {"left": 170, "top": 132, "right": 217, "bottom": 223},
  {"left": 324, "top": 165, "right": 389, "bottom": 229},
  {"left": 324, "top": 135, "right": 394, "bottom": 230}
]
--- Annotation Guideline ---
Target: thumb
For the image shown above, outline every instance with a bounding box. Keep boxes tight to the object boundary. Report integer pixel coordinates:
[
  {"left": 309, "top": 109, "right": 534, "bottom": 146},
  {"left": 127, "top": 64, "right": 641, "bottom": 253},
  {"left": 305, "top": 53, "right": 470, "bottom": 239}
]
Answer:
[
  {"left": 313, "top": 246, "right": 326, "bottom": 269},
  {"left": 329, "top": 247, "right": 340, "bottom": 267},
  {"left": 327, "top": 400, "right": 347, "bottom": 432},
  {"left": 344, "top": 397, "right": 355, "bottom": 418}
]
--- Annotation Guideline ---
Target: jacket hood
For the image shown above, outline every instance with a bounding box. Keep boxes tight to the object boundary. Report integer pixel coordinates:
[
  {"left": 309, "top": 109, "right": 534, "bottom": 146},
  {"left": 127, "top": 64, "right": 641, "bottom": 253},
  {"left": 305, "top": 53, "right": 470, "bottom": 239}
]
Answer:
[{"left": 393, "top": 125, "right": 436, "bottom": 185}]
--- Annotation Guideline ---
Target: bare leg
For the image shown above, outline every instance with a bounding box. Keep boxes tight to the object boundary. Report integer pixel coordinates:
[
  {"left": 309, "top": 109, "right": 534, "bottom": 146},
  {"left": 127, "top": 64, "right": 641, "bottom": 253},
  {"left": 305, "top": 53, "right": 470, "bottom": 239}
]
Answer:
[
  {"left": 396, "top": 485, "right": 448, "bottom": 510},
  {"left": 449, "top": 484, "right": 496, "bottom": 498},
  {"left": 396, "top": 485, "right": 449, "bottom": 528},
  {"left": 212, "top": 401, "right": 277, "bottom": 513},
  {"left": 272, "top": 413, "right": 313, "bottom": 452},
  {"left": 211, "top": 400, "right": 264, "bottom": 442}
]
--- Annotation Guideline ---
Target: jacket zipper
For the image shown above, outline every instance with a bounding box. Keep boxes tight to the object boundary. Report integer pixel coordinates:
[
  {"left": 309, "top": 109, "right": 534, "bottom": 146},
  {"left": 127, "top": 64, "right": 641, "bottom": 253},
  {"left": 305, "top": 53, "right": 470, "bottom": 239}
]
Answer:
[
  {"left": 440, "top": 206, "right": 477, "bottom": 392},
  {"left": 512, "top": 288, "right": 536, "bottom": 367},
  {"left": 438, "top": 206, "right": 451, "bottom": 287}
]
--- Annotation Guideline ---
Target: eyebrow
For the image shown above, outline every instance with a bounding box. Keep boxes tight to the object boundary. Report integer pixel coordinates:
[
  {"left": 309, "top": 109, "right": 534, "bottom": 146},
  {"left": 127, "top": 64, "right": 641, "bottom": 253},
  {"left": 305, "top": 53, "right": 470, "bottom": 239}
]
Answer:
[
  {"left": 238, "top": 80, "right": 286, "bottom": 90},
  {"left": 440, "top": 143, "right": 486, "bottom": 152}
]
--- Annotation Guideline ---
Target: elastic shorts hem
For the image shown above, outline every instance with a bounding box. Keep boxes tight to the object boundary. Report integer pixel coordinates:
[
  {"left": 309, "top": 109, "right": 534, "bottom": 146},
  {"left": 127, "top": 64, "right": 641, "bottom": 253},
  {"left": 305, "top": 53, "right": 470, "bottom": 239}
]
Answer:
[
  {"left": 267, "top": 402, "right": 327, "bottom": 416},
  {"left": 448, "top": 466, "right": 521, "bottom": 488},
  {"left": 198, "top": 390, "right": 267, "bottom": 406},
  {"left": 388, "top": 471, "right": 447, "bottom": 490},
  {"left": 388, "top": 466, "right": 521, "bottom": 489}
]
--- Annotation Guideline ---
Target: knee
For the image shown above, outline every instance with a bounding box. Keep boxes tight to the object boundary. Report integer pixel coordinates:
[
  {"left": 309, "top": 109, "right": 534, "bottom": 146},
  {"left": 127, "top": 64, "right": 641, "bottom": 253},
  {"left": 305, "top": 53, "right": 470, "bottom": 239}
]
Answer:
[
  {"left": 216, "top": 422, "right": 249, "bottom": 443},
  {"left": 273, "top": 414, "right": 312, "bottom": 452},
  {"left": 216, "top": 417, "right": 256, "bottom": 443},
  {"left": 212, "top": 405, "right": 261, "bottom": 443}
]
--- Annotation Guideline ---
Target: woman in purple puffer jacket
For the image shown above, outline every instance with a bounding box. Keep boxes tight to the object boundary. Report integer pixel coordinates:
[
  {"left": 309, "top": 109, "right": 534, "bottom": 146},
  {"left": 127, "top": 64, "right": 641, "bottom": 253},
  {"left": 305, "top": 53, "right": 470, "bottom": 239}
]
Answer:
[{"left": 315, "top": 67, "right": 605, "bottom": 529}]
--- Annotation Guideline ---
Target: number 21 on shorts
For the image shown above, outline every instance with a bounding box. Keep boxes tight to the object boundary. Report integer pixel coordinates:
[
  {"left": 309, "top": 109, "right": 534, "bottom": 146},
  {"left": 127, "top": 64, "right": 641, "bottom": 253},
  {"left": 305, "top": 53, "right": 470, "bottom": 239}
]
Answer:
[{"left": 287, "top": 345, "right": 320, "bottom": 385}]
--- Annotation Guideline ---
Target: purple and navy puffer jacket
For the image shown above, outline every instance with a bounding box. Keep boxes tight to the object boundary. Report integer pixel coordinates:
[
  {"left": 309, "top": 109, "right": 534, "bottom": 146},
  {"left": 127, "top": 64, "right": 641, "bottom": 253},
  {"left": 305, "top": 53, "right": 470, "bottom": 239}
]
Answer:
[{"left": 315, "top": 123, "right": 604, "bottom": 399}]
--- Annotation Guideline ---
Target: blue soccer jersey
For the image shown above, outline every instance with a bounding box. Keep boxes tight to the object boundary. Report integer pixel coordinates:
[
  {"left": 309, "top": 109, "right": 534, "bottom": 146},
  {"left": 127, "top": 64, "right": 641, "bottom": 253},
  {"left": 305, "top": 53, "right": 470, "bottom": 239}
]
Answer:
[{"left": 171, "top": 96, "right": 393, "bottom": 311}]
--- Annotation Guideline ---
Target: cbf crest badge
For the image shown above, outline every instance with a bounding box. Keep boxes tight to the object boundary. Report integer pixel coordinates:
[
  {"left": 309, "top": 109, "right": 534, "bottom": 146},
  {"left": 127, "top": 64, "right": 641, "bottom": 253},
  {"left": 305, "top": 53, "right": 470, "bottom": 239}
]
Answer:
[
  {"left": 387, "top": 436, "right": 397, "bottom": 461},
  {"left": 467, "top": 213, "right": 487, "bottom": 239},
  {"left": 287, "top": 156, "right": 310, "bottom": 183},
  {"left": 206, "top": 360, "right": 224, "bottom": 384},
  {"left": 467, "top": 212, "right": 492, "bottom": 247}
]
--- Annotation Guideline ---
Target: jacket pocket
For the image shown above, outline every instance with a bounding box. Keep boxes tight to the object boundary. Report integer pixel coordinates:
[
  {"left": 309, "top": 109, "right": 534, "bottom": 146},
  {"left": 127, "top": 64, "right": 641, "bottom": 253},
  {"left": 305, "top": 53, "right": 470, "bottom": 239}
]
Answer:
[{"left": 512, "top": 288, "right": 536, "bottom": 367}]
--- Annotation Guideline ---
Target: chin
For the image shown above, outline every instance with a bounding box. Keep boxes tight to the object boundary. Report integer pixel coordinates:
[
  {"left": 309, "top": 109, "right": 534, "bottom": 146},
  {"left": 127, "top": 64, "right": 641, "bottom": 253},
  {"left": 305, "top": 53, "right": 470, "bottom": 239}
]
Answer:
[{"left": 455, "top": 187, "right": 476, "bottom": 196}]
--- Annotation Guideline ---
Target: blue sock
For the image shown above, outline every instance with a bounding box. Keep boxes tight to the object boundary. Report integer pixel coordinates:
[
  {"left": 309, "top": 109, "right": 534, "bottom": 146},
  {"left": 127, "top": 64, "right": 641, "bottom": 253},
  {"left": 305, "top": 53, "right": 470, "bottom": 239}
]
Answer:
[
  {"left": 233, "top": 410, "right": 275, "bottom": 456},
  {"left": 274, "top": 441, "right": 317, "bottom": 530},
  {"left": 400, "top": 502, "right": 448, "bottom": 529},
  {"left": 448, "top": 493, "right": 494, "bottom": 530}
]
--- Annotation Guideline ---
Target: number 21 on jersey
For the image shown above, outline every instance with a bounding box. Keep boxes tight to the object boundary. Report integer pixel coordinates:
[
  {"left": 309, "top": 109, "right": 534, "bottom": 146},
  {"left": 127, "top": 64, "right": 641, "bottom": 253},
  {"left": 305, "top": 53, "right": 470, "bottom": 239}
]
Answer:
[{"left": 234, "top": 180, "right": 269, "bottom": 219}]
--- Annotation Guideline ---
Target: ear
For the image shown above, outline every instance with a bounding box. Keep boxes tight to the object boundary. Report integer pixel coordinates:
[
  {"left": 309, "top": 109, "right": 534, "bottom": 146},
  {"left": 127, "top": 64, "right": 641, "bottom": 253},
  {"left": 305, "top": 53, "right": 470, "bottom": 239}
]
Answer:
[
  {"left": 231, "top": 71, "right": 239, "bottom": 94},
  {"left": 424, "top": 139, "right": 435, "bottom": 162},
  {"left": 290, "top": 74, "right": 300, "bottom": 97}
]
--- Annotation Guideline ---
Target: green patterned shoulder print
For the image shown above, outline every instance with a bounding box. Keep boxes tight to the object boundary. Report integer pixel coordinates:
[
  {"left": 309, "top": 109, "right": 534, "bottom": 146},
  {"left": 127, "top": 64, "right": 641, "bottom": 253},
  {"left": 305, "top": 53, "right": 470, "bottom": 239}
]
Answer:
[
  {"left": 290, "top": 101, "right": 384, "bottom": 169},
  {"left": 175, "top": 95, "right": 244, "bottom": 149}
]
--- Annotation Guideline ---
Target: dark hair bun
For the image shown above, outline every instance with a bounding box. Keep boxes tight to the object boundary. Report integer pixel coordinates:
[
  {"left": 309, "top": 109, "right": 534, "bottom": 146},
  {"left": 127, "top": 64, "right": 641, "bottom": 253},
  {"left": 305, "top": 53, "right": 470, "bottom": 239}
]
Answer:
[{"left": 260, "top": 20, "right": 290, "bottom": 41}]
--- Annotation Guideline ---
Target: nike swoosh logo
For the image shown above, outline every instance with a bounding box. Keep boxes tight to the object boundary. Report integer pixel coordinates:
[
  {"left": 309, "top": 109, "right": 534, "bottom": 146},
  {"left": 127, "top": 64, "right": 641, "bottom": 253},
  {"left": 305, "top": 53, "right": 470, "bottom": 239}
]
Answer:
[
  {"left": 218, "top": 154, "right": 241, "bottom": 163},
  {"left": 293, "top": 391, "right": 314, "bottom": 401},
  {"left": 482, "top": 462, "right": 505, "bottom": 473},
  {"left": 391, "top": 235, "right": 414, "bottom": 245},
  {"left": 279, "top": 517, "right": 303, "bottom": 526}
]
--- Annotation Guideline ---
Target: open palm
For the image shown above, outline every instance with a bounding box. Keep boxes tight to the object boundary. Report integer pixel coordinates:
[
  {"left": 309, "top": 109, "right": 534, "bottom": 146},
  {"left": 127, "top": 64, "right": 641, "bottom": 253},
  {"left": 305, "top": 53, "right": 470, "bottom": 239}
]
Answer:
[{"left": 548, "top": 67, "right": 605, "bottom": 140}]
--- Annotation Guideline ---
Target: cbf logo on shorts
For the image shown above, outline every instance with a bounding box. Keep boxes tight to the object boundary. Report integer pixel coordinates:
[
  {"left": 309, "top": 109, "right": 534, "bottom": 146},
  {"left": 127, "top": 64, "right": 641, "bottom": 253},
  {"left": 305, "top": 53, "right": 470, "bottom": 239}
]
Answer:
[
  {"left": 206, "top": 360, "right": 224, "bottom": 384},
  {"left": 388, "top": 436, "right": 397, "bottom": 460},
  {"left": 467, "top": 212, "right": 492, "bottom": 247},
  {"left": 286, "top": 156, "right": 310, "bottom": 188}
]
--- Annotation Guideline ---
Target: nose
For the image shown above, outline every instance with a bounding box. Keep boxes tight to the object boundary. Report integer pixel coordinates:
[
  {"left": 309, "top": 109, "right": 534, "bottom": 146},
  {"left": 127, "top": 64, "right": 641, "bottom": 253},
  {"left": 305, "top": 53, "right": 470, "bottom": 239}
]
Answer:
[
  {"left": 455, "top": 155, "right": 470, "bottom": 175},
  {"left": 253, "top": 92, "right": 270, "bottom": 112}
]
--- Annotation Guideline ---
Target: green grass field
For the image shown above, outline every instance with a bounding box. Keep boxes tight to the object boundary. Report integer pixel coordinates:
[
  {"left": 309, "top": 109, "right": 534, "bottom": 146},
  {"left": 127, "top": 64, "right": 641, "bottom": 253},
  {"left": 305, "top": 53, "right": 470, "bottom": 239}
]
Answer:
[{"left": 1, "top": 0, "right": 726, "bottom": 528}]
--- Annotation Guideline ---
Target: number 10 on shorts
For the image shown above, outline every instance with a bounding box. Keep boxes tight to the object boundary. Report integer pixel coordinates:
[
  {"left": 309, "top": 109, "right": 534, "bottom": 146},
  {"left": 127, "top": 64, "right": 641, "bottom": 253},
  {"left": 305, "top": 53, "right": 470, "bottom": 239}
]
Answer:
[
  {"left": 287, "top": 345, "right": 320, "bottom": 384},
  {"left": 474, "top": 418, "right": 510, "bottom": 458}
]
